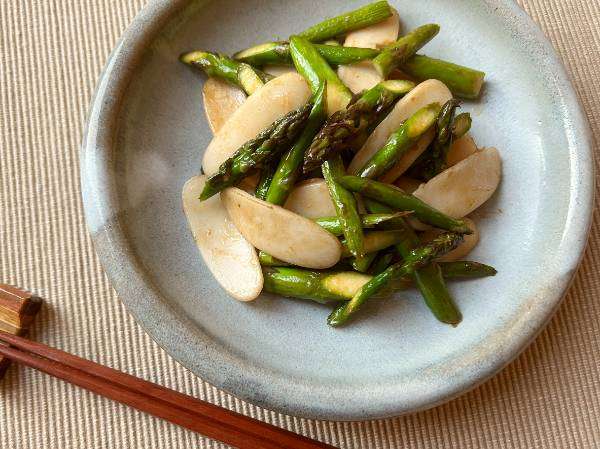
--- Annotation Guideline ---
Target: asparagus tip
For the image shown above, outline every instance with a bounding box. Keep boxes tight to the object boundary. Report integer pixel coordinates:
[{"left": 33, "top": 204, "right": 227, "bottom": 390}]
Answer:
[{"left": 198, "top": 184, "right": 217, "bottom": 201}]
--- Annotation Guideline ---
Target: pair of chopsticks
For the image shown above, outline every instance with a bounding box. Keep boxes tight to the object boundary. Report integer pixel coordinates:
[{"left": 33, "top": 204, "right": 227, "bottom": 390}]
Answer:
[{"left": 0, "top": 330, "right": 336, "bottom": 449}]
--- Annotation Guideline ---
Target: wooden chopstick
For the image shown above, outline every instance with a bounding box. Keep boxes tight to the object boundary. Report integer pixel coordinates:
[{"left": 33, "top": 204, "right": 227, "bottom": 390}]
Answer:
[{"left": 0, "top": 331, "right": 336, "bottom": 449}]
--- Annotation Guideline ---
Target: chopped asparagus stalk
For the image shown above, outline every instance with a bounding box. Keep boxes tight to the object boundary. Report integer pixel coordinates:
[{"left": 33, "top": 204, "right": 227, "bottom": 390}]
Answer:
[
  {"left": 265, "top": 83, "right": 327, "bottom": 205},
  {"left": 373, "top": 24, "right": 440, "bottom": 77},
  {"left": 413, "top": 263, "right": 462, "bottom": 325},
  {"left": 298, "top": 1, "right": 393, "bottom": 42},
  {"left": 338, "top": 176, "right": 473, "bottom": 233},
  {"left": 323, "top": 156, "right": 364, "bottom": 257},
  {"left": 402, "top": 54, "right": 485, "bottom": 99},
  {"left": 314, "top": 213, "right": 404, "bottom": 235},
  {"left": 180, "top": 51, "right": 271, "bottom": 95},
  {"left": 328, "top": 232, "right": 463, "bottom": 326},
  {"left": 263, "top": 267, "right": 373, "bottom": 304},
  {"left": 234, "top": 42, "right": 380, "bottom": 66},
  {"left": 303, "top": 79, "right": 415, "bottom": 173},
  {"left": 234, "top": 42, "right": 290, "bottom": 66},
  {"left": 289, "top": 35, "right": 352, "bottom": 114},
  {"left": 357, "top": 102, "right": 441, "bottom": 179},
  {"left": 200, "top": 103, "right": 312, "bottom": 200}
]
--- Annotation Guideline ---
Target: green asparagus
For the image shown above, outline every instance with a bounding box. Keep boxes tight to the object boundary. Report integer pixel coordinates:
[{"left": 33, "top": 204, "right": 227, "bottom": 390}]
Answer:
[
  {"left": 414, "top": 264, "right": 462, "bottom": 325},
  {"left": 314, "top": 213, "right": 404, "bottom": 235},
  {"left": 328, "top": 232, "right": 463, "bottom": 326},
  {"left": 356, "top": 102, "right": 441, "bottom": 179},
  {"left": 265, "top": 83, "right": 327, "bottom": 205},
  {"left": 365, "top": 199, "right": 462, "bottom": 324},
  {"left": 298, "top": 1, "right": 393, "bottom": 42},
  {"left": 438, "top": 261, "right": 497, "bottom": 278},
  {"left": 264, "top": 260, "right": 496, "bottom": 304},
  {"left": 322, "top": 155, "right": 364, "bottom": 257},
  {"left": 263, "top": 267, "right": 373, "bottom": 304},
  {"left": 289, "top": 35, "right": 352, "bottom": 114},
  {"left": 303, "top": 80, "right": 415, "bottom": 173},
  {"left": 234, "top": 42, "right": 380, "bottom": 67},
  {"left": 200, "top": 103, "right": 312, "bottom": 200},
  {"left": 180, "top": 51, "right": 271, "bottom": 95},
  {"left": 338, "top": 176, "right": 472, "bottom": 233},
  {"left": 373, "top": 24, "right": 440, "bottom": 77},
  {"left": 402, "top": 54, "right": 485, "bottom": 99}
]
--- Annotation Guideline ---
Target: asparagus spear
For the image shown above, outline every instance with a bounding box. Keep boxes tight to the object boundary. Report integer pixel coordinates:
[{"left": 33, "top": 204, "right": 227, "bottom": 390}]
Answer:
[
  {"left": 234, "top": 42, "right": 380, "bottom": 67},
  {"left": 451, "top": 112, "right": 472, "bottom": 139},
  {"left": 414, "top": 264, "right": 462, "bottom": 325},
  {"left": 338, "top": 176, "right": 472, "bottom": 233},
  {"left": 265, "top": 83, "right": 327, "bottom": 205},
  {"left": 289, "top": 35, "right": 352, "bottom": 114},
  {"left": 287, "top": 37, "right": 365, "bottom": 257},
  {"left": 373, "top": 24, "right": 440, "bottom": 78},
  {"left": 322, "top": 155, "right": 364, "bottom": 257},
  {"left": 200, "top": 103, "right": 312, "bottom": 200},
  {"left": 365, "top": 199, "right": 462, "bottom": 324},
  {"left": 438, "top": 261, "right": 497, "bottom": 278},
  {"left": 328, "top": 232, "right": 463, "bottom": 326},
  {"left": 264, "top": 261, "right": 496, "bottom": 303},
  {"left": 180, "top": 51, "right": 271, "bottom": 95},
  {"left": 402, "top": 54, "right": 485, "bottom": 99},
  {"left": 298, "top": 1, "right": 393, "bottom": 42},
  {"left": 314, "top": 213, "right": 403, "bottom": 235},
  {"left": 254, "top": 161, "right": 277, "bottom": 200},
  {"left": 303, "top": 80, "right": 415, "bottom": 173},
  {"left": 356, "top": 102, "right": 441, "bottom": 179},
  {"left": 263, "top": 267, "right": 373, "bottom": 304}
]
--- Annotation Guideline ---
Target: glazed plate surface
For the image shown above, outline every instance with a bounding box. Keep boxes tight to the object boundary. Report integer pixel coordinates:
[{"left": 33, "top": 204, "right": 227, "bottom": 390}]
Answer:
[{"left": 81, "top": 0, "right": 593, "bottom": 420}]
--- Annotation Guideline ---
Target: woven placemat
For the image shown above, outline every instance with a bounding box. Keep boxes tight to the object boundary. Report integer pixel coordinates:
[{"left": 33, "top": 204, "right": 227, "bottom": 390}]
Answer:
[{"left": 1, "top": 1, "right": 599, "bottom": 448}]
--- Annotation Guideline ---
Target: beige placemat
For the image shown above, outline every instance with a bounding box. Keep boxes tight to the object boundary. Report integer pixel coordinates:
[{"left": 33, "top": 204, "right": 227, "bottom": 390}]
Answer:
[{"left": 1, "top": 1, "right": 599, "bottom": 448}]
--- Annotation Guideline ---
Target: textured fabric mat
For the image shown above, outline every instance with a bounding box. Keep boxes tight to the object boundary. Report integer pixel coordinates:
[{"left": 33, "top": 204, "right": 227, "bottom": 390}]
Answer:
[{"left": 1, "top": 1, "right": 599, "bottom": 448}]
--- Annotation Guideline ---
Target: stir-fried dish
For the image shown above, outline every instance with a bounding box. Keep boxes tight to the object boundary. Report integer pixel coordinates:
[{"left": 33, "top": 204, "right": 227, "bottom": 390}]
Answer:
[{"left": 180, "top": 1, "right": 501, "bottom": 327}]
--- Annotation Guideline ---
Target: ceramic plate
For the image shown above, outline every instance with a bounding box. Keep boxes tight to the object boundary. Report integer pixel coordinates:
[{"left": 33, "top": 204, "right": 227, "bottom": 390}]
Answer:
[{"left": 81, "top": 0, "right": 593, "bottom": 420}]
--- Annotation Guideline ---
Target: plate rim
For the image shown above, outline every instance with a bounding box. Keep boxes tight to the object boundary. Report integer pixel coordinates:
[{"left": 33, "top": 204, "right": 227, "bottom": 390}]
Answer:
[{"left": 80, "top": 0, "right": 594, "bottom": 420}]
